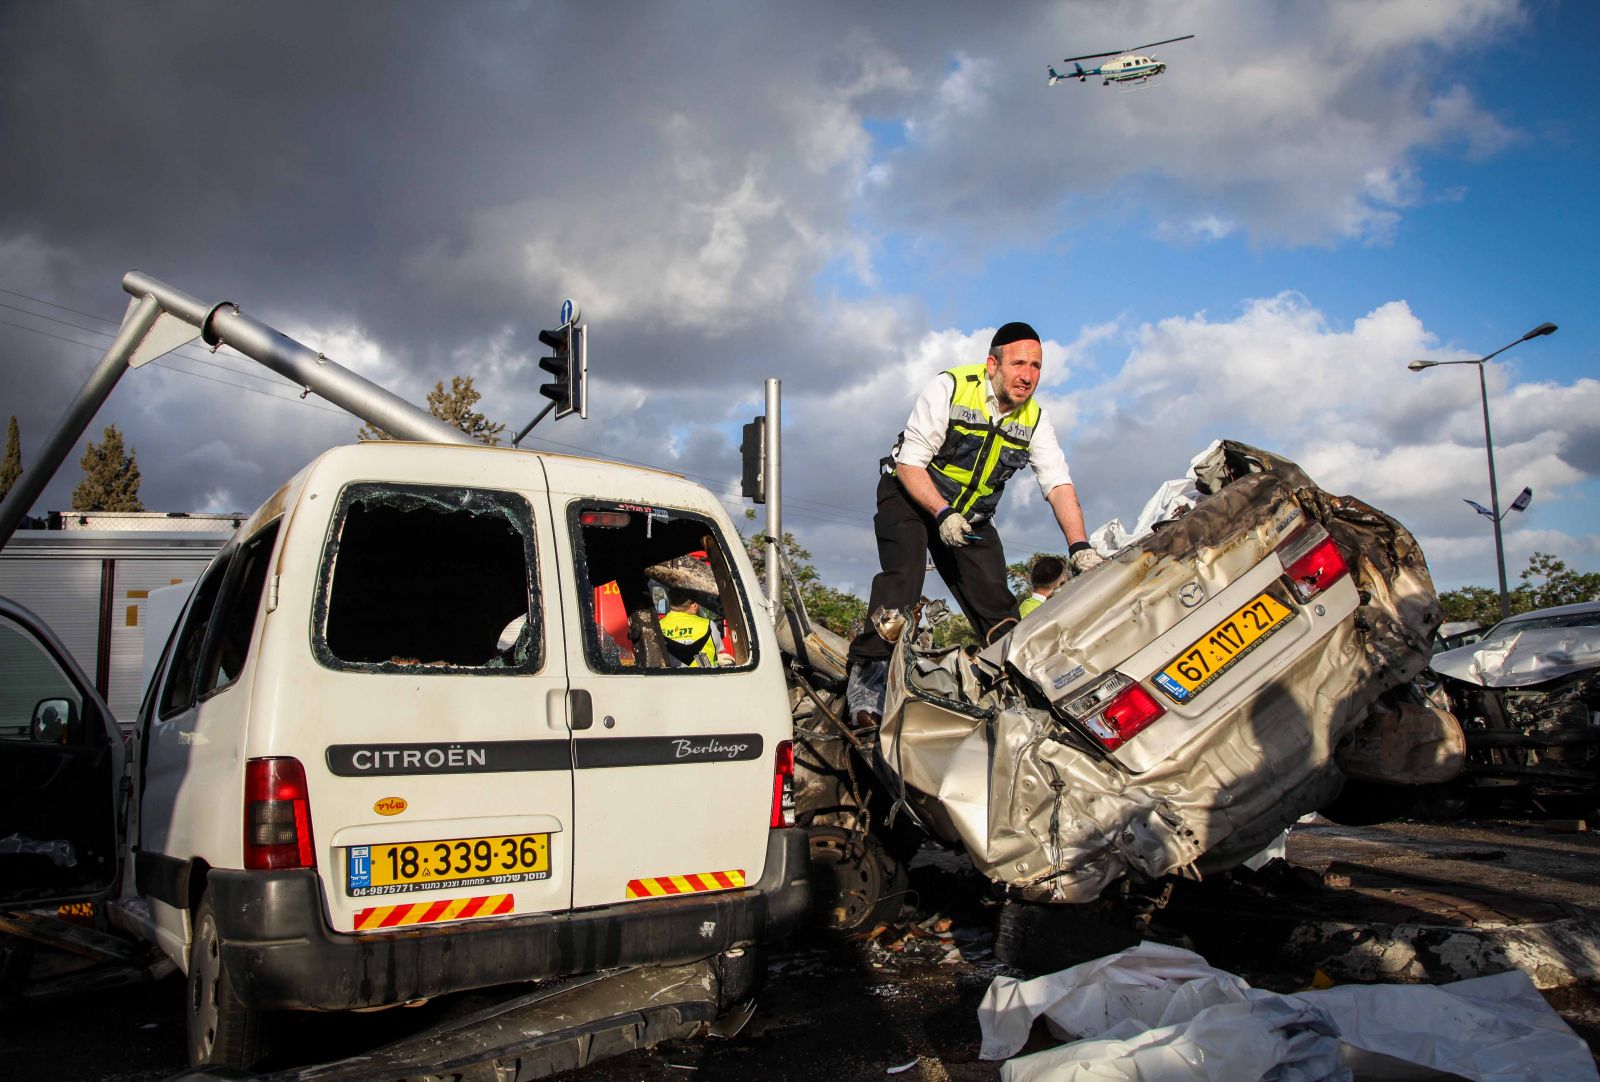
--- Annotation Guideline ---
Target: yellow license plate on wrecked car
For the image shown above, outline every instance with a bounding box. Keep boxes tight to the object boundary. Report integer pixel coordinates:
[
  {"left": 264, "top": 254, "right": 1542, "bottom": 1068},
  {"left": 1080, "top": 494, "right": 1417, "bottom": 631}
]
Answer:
[
  {"left": 346, "top": 833, "right": 550, "bottom": 897},
  {"left": 1152, "top": 593, "right": 1294, "bottom": 703}
]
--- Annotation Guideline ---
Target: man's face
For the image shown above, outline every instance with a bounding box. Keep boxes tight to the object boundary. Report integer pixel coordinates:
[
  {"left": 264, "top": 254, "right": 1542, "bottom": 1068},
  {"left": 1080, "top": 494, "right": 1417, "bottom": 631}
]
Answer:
[{"left": 986, "top": 339, "right": 1043, "bottom": 411}]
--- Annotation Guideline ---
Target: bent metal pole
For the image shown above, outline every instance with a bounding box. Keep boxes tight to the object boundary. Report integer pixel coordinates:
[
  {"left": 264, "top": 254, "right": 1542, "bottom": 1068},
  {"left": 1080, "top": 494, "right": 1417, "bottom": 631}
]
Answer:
[
  {"left": 0, "top": 294, "right": 163, "bottom": 548},
  {"left": 120, "top": 272, "right": 475, "bottom": 449},
  {"left": 0, "top": 272, "right": 478, "bottom": 551}
]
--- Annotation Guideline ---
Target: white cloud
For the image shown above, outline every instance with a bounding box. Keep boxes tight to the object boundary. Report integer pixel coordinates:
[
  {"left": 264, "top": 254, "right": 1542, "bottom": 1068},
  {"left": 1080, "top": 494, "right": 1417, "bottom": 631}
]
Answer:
[{"left": 1157, "top": 214, "right": 1237, "bottom": 244}]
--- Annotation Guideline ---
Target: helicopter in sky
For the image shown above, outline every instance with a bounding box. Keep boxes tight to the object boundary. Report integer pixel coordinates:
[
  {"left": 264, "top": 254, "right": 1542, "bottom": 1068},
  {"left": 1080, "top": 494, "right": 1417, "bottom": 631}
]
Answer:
[{"left": 1048, "top": 34, "right": 1194, "bottom": 88}]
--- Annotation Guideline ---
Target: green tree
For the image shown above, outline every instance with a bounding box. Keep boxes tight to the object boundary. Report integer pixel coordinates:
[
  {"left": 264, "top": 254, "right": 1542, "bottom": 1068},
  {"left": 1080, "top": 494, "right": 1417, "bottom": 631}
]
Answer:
[
  {"left": 0, "top": 415, "right": 19, "bottom": 503},
  {"left": 742, "top": 517, "right": 868, "bottom": 638},
  {"left": 71, "top": 424, "right": 144, "bottom": 511},
  {"left": 1518, "top": 551, "right": 1600, "bottom": 611},
  {"left": 929, "top": 614, "right": 977, "bottom": 649},
  {"left": 1438, "top": 551, "right": 1600, "bottom": 627},
  {"left": 359, "top": 374, "right": 505, "bottom": 445},
  {"left": 1437, "top": 584, "right": 1502, "bottom": 627}
]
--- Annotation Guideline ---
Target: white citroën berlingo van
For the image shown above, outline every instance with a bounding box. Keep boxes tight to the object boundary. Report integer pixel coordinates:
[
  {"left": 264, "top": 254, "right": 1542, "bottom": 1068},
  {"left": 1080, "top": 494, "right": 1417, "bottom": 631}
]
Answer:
[{"left": 2, "top": 438, "right": 809, "bottom": 1068}]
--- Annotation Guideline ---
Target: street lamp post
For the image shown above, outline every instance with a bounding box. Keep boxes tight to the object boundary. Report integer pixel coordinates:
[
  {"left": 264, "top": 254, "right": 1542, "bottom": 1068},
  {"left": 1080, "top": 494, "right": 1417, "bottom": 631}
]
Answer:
[{"left": 1409, "top": 321, "right": 1558, "bottom": 620}]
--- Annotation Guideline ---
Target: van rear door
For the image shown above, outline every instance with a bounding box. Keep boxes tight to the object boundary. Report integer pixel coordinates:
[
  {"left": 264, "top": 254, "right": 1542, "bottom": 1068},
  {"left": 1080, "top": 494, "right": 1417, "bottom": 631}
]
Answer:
[
  {"left": 0, "top": 597, "right": 125, "bottom": 910},
  {"left": 290, "top": 475, "right": 575, "bottom": 932},
  {"left": 549, "top": 486, "right": 782, "bottom": 911}
]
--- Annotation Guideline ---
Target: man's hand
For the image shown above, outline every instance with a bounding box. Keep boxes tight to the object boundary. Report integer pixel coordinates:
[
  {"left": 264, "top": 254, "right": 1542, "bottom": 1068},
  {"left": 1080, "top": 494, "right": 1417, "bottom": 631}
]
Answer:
[
  {"left": 1070, "top": 547, "right": 1105, "bottom": 575},
  {"left": 936, "top": 508, "right": 973, "bottom": 547}
]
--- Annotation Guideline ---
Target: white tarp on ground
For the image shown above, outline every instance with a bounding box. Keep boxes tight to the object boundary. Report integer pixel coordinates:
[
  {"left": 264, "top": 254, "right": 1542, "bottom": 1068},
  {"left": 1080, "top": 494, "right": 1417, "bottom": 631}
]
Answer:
[{"left": 978, "top": 943, "right": 1598, "bottom": 1082}]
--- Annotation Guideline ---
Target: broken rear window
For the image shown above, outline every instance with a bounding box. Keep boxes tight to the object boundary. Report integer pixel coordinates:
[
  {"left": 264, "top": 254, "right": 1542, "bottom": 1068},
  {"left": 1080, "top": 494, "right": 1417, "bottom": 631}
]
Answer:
[{"left": 314, "top": 483, "right": 540, "bottom": 674}]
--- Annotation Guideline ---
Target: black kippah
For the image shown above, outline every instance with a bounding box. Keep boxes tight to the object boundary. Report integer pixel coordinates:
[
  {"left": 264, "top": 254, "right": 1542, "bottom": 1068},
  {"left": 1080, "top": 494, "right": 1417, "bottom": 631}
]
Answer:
[{"left": 990, "top": 322, "right": 1039, "bottom": 349}]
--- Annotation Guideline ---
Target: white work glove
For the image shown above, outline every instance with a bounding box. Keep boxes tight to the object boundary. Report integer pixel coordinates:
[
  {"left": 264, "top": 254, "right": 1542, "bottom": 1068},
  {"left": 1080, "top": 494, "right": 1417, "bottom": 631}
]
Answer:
[
  {"left": 1069, "top": 547, "right": 1105, "bottom": 575},
  {"left": 716, "top": 651, "right": 735, "bottom": 668},
  {"left": 936, "top": 508, "right": 974, "bottom": 548}
]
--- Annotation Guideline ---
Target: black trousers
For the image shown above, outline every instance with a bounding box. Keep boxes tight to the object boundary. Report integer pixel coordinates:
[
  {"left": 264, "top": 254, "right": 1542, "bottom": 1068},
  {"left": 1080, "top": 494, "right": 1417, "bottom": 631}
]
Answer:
[{"left": 847, "top": 471, "right": 1019, "bottom": 665}]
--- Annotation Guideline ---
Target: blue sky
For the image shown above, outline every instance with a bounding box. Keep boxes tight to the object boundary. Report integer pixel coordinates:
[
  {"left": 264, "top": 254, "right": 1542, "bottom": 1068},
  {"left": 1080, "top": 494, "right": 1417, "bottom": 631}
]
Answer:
[{"left": 0, "top": 0, "right": 1595, "bottom": 602}]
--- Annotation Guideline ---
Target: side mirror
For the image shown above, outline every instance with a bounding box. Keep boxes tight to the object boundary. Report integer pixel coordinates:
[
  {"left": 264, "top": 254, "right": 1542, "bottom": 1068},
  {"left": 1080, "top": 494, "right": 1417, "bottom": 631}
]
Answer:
[{"left": 32, "top": 698, "right": 75, "bottom": 744}]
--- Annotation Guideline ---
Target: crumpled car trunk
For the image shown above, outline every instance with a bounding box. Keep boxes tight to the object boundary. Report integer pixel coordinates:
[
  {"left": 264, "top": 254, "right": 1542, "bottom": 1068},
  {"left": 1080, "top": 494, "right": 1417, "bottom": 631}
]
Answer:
[{"left": 876, "top": 441, "right": 1440, "bottom": 903}]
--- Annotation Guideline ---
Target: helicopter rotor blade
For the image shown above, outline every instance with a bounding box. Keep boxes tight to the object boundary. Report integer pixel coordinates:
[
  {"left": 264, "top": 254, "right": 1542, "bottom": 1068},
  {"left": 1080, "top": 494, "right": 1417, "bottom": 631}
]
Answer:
[
  {"left": 1124, "top": 34, "right": 1194, "bottom": 52},
  {"left": 1060, "top": 49, "right": 1120, "bottom": 62}
]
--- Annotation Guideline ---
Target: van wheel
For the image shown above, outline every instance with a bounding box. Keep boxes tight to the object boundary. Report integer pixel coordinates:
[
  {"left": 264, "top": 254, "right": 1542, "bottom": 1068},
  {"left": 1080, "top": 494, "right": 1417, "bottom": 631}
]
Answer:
[
  {"left": 188, "top": 896, "right": 270, "bottom": 1068},
  {"left": 808, "top": 826, "right": 908, "bottom": 933}
]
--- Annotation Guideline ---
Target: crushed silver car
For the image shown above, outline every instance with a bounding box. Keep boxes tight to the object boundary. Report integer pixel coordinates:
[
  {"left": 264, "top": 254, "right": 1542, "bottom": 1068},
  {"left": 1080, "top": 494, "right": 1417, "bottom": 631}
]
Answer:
[
  {"left": 871, "top": 440, "right": 1441, "bottom": 904},
  {"left": 1420, "top": 601, "right": 1600, "bottom": 812}
]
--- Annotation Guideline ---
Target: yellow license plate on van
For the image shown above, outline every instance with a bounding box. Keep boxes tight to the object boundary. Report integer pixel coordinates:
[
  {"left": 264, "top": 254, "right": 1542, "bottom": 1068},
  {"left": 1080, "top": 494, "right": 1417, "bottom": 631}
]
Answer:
[
  {"left": 1152, "top": 593, "right": 1294, "bottom": 704},
  {"left": 346, "top": 833, "right": 550, "bottom": 897}
]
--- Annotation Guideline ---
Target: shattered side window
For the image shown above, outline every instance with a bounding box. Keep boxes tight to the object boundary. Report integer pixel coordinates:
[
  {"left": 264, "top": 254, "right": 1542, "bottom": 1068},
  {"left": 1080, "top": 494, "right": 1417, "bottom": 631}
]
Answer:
[
  {"left": 158, "top": 554, "right": 231, "bottom": 719},
  {"left": 568, "top": 501, "right": 757, "bottom": 675},
  {"left": 198, "top": 520, "right": 281, "bottom": 698},
  {"left": 314, "top": 483, "right": 540, "bottom": 674}
]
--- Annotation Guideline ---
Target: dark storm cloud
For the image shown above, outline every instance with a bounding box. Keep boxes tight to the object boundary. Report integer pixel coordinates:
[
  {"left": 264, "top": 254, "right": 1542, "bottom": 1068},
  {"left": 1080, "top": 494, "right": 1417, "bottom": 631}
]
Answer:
[
  {"left": 0, "top": 0, "right": 956, "bottom": 521},
  {"left": 0, "top": 1, "right": 1543, "bottom": 593}
]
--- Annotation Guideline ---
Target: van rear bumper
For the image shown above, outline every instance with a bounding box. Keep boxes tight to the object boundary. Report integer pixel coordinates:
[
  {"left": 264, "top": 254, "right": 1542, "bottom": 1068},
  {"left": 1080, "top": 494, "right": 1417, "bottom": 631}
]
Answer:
[{"left": 206, "top": 827, "right": 811, "bottom": 1011}]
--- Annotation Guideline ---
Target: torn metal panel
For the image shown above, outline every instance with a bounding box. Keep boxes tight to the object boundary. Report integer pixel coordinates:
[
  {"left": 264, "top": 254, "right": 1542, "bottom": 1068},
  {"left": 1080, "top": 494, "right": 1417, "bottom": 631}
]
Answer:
[
  {"left": 1432, "top": 602, "right": 1600, "bottom": 688},
  {"left": 1337, "top": 701, "right": 1466, "bottom": 785},
  {"left": 877, "top": 441, "right": 1440, "bottom": 903}
]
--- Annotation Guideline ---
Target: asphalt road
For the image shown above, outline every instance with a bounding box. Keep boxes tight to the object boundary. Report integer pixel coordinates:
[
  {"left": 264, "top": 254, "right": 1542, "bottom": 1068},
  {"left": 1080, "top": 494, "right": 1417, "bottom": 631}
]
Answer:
[{"left": 7, "top": 818, "right": 1600, "bottom": 1081}]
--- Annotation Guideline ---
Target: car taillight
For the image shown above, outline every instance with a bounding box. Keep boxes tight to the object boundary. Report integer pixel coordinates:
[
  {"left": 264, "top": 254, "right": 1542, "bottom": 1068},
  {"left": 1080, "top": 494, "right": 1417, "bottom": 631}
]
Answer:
[
  {"left": 244, "top": 757, "right": 316, "bottom": 870},
  {"left": 1276, "top": 523, "right": 1350, "bottom": 603},
  {"left": 770, "top": 740, "right": 795, "bottom": 828},
  {"left": 1062, "top": 673, "right": 1166, "bottom": 751}
]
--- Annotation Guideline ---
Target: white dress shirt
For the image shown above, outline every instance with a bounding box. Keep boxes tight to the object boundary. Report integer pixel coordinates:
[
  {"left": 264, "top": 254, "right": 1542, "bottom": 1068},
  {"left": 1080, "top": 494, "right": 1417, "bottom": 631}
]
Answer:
[{"left": 892, "top": 371, "right": 1073, "bottom": 498}]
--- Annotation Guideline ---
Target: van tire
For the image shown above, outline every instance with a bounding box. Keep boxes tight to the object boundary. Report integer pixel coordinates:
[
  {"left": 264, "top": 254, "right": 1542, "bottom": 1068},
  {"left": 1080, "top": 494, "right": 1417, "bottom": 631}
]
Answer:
[
  {"left": 807, "top": 826, "right": 909, "bottom": 933},
  {"left": 187, "top": 895, "right": 271, "bottom": 1068}
]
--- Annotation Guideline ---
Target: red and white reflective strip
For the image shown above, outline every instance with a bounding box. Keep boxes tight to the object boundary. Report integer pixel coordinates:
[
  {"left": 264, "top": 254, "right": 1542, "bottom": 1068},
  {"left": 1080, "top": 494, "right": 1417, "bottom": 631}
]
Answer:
[
  {"left": 353, "top": 893, "right": 513, "bottom": 931},
  {"left": 626, "top": 869, "right": 746, "bottom": 899}
]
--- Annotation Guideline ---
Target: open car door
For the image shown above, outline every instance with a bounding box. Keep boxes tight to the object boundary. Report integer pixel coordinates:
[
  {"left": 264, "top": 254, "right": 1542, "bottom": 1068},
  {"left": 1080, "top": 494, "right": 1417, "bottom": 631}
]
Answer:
[{"left": 0, "top": 597, "right": 125, "bottom": 910}]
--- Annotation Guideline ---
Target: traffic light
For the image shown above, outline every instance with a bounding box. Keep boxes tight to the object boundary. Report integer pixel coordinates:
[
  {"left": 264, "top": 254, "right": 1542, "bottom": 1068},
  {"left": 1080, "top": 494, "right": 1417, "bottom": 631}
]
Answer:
[
  {"left": 537, "top": 322, "right": 577, "bottom": 420},
  {"left": 740, "top": 416, "right": 766, "bottom": 503}
]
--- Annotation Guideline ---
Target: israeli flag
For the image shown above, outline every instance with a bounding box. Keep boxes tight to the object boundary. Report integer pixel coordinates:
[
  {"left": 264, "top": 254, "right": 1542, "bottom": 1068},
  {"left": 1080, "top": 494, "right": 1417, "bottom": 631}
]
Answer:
[
  {"left": 1464, "top": 499, "right": 1496, "bottom": 519},
  {"left": 1510, "top": 487, "right": 1534, "bottom": 513}
]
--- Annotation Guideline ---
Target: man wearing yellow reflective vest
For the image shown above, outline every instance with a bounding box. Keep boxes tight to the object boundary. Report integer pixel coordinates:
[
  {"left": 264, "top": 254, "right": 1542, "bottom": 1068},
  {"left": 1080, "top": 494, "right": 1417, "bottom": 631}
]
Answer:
[
  {"left": 660, "top": 588, "right": 718, "bottom": 668},
  {"left": 846, "top": 322, "right": 1102, "bottom": 722}
]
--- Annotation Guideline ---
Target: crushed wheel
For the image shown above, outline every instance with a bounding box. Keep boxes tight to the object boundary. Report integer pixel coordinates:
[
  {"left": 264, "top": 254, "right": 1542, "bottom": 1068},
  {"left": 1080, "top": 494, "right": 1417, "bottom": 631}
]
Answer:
[{"left": 807, "top": 826, "right": 908, "bottom": 933}]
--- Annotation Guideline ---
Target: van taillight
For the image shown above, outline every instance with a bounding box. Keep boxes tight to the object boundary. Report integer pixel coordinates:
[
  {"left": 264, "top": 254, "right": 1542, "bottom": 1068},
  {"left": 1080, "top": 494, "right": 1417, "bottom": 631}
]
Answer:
[
  {"left": 770, "top": 740, "right": 795, "bottom": 829},
  {"left": 244, "top": 757, "right": 316, "bottom": 870},
  {"left": 1276, "top": 524, "right": 1350, "bottom": 603}
]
